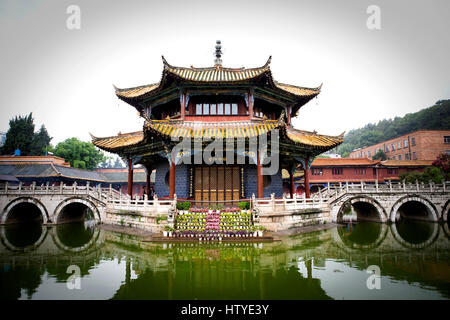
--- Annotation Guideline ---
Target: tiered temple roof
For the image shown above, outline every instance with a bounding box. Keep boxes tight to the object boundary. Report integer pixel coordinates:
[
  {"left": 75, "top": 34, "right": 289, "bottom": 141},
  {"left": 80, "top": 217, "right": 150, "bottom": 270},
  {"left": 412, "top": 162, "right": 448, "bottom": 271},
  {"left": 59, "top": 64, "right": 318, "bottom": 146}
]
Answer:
[{"left": 114, "top": 56, "right": 322, "bottom": 116}]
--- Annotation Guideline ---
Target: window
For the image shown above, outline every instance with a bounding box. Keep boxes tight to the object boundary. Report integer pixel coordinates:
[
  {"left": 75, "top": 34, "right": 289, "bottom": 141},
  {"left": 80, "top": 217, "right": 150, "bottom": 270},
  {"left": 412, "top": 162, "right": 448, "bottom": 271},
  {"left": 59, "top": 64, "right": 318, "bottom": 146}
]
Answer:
[
  {"left": 312, "top": 168, "right": 323, "bottom": 176},
  {"left": 405, "top": 153, "right": 409, "bottom": 160},
  {"left": 403, "top": 139, "right": 408, "bottom": 148},
  {"left": 332, "top": 168, "right": 343, "bottom": 175},
  {"left": 398, "top": 155, "right": 402, "bottom": 160},
  {"left": 392, "top": 156, "right": 396, "bottom": 160},
  {"left": 385, "top": 145, "right": 389, "bottom": 152},
  {"left": 374, "top": 148, "right": 377, "bottom": 155},
  {"left": 444, "top": 136, "right": 450, "bottom": 144},
  {"left": 391, "top": 144, "right": 395, "bottom": 151},
  {"left": 355, "top": 168, "right": 366, "bottom": 175},
  {"left": 412, "top": 152, "right": 417, "bottom": 160},
  {"left": 397, "top": 141, "right": 401, "bottom": 149},
  {"left": 387, "top": 168, "right": 398, "bottom": 175},
  {"left": 232, "top": 103, "right": 238, "bottom": 115},
  {"left": 368, "top": 151, "right": 371, "bottom": 157},
  {"left": 203, "top": 103, "right": 209, "bottom": 115},
  {"left": 196, "top": 104, "right": 202, "bottom": 115},
  {"left": 194, "top": 102, "right": 240, "bottom": 115},
  {"left": 411, "top": 137, "right": 416, "bottom": 146}
]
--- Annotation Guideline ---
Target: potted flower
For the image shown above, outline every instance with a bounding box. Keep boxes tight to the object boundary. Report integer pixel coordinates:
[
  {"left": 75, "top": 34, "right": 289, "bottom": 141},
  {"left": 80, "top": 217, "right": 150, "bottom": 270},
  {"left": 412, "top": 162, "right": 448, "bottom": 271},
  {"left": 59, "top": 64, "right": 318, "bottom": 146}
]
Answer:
[{"left": 256, "top": 225, "right": 266, "bottom": 237}]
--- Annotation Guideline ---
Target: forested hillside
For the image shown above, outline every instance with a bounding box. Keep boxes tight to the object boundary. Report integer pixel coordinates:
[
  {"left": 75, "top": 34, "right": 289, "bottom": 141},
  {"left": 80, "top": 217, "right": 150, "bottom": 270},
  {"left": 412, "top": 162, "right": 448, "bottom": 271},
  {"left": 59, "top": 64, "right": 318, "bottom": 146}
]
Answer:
[{"left": 338, "top": 99, "right": 450, "bottom": 157}]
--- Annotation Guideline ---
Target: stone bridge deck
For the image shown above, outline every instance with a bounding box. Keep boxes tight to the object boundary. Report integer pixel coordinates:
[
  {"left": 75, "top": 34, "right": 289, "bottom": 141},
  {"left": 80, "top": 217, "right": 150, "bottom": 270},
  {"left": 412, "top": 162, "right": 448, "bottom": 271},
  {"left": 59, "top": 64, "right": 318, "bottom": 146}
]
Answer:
[{"left": 1, "top": 181, "right": 449, "bottom": 231}]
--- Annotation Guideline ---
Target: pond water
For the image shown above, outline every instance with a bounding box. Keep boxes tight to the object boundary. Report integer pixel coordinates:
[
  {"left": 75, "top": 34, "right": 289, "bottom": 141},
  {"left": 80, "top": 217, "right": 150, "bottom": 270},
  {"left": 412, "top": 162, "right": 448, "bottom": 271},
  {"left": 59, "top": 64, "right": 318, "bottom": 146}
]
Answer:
[{"left": 0, "top": 221, "right": 449, "bottom": 300}]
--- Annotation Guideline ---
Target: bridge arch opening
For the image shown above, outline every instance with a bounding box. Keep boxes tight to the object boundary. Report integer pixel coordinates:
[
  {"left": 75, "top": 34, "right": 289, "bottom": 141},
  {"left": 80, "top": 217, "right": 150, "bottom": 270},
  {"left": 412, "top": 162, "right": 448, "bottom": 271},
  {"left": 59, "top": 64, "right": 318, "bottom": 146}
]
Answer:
[
  {"left": 57, "top": 202, "right": 95, "bottom": 224},
  {"left": 4, "top": 202, "right": 44, "bottom": 224},
  {"left": 338, "top": 198, "right": 386, "bottom": 223},
  {"left": 391, "top": 197, "right": 438, "bottom": 222}
]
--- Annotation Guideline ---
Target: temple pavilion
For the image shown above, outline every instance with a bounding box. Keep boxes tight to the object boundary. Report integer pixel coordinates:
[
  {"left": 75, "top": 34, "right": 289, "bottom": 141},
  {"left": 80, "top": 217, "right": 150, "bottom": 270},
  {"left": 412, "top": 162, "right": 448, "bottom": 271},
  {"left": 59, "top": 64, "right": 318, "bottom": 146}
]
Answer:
[{"left": 91, "top": 41, "right": 343, "bottom": 203}]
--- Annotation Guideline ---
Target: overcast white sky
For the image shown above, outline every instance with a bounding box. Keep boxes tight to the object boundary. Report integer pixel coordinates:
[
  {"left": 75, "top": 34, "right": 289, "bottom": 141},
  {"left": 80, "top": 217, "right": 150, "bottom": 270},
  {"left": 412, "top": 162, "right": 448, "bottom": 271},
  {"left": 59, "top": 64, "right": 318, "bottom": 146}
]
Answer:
[{"left": 0, "top": 0, "right": 449, "bottom": 145}]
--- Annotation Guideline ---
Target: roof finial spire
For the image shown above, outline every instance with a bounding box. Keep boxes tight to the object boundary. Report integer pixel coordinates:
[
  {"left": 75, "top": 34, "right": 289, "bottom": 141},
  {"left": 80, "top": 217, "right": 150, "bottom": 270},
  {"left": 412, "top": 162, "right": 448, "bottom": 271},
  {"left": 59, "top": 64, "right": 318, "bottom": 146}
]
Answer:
[{"left": 214, "top": 40, "right": 223, "bottom": 67}]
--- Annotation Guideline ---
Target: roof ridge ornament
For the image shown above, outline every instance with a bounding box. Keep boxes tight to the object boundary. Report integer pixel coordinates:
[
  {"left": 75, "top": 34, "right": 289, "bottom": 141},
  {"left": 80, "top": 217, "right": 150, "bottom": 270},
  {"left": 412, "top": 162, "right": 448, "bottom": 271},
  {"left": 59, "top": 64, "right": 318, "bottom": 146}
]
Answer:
[
  {"left": 263, "top": 56, "right": 272, "bottom": 68},
  {"left": 161, "top": 55, "right": 172, "bottom": 69},
  {"left": 214, "top": 40, "right": 223, "bottom": 67}
]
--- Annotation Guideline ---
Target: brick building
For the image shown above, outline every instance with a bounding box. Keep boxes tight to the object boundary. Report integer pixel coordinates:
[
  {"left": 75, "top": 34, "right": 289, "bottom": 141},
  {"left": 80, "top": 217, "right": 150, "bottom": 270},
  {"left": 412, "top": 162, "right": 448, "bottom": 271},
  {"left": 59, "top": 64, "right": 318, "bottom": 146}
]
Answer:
[
  {"left": 349, "top": 130, "right": 450, "bottom": 161},
  {"left": 306, "top": 158, "right": 433, "bottom": 190},
  {"left": 281, "top": 158, "right": 433, "bottom": 195}
]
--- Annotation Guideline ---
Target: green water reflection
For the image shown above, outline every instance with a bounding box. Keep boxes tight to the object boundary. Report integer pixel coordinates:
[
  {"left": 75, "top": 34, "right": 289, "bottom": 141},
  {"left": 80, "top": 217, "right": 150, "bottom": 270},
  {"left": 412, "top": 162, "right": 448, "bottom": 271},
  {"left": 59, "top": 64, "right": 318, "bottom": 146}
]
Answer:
[{"left": 0, "top": 221, "right": 449, "bottom": 300}]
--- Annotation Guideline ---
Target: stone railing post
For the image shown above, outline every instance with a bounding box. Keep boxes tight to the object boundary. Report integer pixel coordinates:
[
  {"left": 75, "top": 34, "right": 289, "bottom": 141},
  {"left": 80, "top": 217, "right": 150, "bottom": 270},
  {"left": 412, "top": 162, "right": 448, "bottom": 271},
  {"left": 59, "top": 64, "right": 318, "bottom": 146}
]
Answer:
[
  {"left": 416, "top": 179, "right": 419, "bottom": 192},
  {"left": 86, "top": 182, "right": 90, "bottom": 195},
  {"left": 443, "top": 180, "right": 446, "bottom": 192},
  {"left": 109, "top": 184, "right": 112, "bottom": 200},
  {"left": 375, "top": 180, "right": 378, "bottom": 193},
  {"left": 153, "top": 194, "right": 159, "bottom": 212},
  {"left": 5, "top": 181, "right": 8, "bottom": 194},
  {"left": 18, "top": 181, "right": 22, "bottom": 193},
  {"left": 402, "top": 180, "right": 406, "bottom": 192},
  {"left": 429, "top": 180, "right": 433, "bottom": 192},
  {"left": 72, "top": 182, "right": 77, "bottom": 194},
  {"left": 360, "top": 180, "right": 364, "bottom": 192},
  {"left": 318, "top": 188, "right": 322, "bottom": 203},
  {"left": 271, "top": 193, "right": 275, "bottom": 211},
  {"left": 346, "top": 181, "right": 349, "bottom": 193},
  {"left": 389, "top": 180, "right": 392, "bottom": 192},
  {"left": 32, "top": 181, "right": 36, "bottom": 194}
]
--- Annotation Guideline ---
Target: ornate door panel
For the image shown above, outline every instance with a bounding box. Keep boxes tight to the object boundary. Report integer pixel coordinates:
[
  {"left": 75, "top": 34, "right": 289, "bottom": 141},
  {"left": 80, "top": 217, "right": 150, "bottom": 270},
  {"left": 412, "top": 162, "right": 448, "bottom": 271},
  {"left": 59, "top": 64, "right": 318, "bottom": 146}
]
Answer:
[{"left": 193, "top": 166, "right": 241, "bottom": 205}]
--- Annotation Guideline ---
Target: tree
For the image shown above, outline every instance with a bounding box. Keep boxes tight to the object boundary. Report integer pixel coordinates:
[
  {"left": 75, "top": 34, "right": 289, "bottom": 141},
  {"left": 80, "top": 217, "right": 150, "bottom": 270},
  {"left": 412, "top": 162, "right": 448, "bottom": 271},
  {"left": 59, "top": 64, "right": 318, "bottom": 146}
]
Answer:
[
  {"left": 399, "top": 167, "right": 444, "bottom": 184},
  {"left": 432, "top": 153, "right": 450, "bottom": 180},
  {"left": 372, "top": 150, "right": 387, "bottom": 160},
  {"left": 98, "top": 156, "right": 114, "bottom": 168},
  {"left": 31, "top": 125, "right": 52, "bottom": 155},
  {"left": 113, "top": 157, "right": 125, "bottom": 168},
  {"left": 53, "top": 138, "right": 105, "bottom": 170},
  {"left": 337, "top": 99, "right": 450, "bottom": 156},
  {"left": 1, "top": 113, "right": 35, "bottom": 155}
]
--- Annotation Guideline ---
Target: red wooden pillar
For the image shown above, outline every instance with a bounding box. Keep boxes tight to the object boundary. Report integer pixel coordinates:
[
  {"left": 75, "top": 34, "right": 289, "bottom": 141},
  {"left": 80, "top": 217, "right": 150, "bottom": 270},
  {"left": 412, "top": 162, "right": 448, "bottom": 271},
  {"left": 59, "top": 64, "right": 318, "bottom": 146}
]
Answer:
[
  {"left": 304, "top": 156, "right": 310, "bottom": 199},
  {"left": 169, "top": 155, "right": 176, "bottom": 199},
  {"left": 248, "top": 89, "right": 254, "bottom": 117},
  {"left": 180, "top": 92, "right": 186, "bottom": 119},
  {"left": 257, "top": 150, "right": 263, "bottom": 198},
  {"left": 290, "top": 168, "right": 295, "bottom": 198},
  {"left": 146, "top": 170, "right": 151, "bottom": 195},
  {"left": 127, "top": 158, "right": 133, "bottom": 197},
  {"left": 286, "top": 105, "right": 291, "bottom": 125}
]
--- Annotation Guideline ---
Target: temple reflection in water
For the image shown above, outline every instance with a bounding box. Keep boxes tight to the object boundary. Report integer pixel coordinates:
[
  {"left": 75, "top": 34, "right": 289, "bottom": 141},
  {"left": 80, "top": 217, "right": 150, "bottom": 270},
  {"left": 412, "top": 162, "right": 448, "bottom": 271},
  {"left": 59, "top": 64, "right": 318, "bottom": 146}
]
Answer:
[{"left": 1, "top": 221, "right": 449, "bottom": 300}]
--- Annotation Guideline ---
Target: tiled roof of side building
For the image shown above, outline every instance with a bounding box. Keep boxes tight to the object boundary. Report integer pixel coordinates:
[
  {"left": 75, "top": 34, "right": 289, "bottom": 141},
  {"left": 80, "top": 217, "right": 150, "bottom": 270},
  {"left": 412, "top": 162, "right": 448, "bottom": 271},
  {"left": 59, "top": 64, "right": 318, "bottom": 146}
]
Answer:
[
  {"left": 380, "top": 160, "right": 434, "bottom": 167},
  {"left": 100, "top": 170, "right": 155, "bottom": 183},
  {"left": 311, "top": 158, "right": 381, "bottom": 167}
]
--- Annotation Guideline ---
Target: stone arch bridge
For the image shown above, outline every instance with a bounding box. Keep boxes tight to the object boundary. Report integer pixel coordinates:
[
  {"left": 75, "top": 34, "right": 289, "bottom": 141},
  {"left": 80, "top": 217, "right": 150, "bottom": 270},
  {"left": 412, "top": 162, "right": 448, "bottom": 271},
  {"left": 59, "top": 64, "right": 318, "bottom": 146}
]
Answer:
[
  {"left": 323, "top": 181, "right": 450, "bottom": 223},
  {"left": 0, "top": 182, "right": 114, "bottom": 225}
]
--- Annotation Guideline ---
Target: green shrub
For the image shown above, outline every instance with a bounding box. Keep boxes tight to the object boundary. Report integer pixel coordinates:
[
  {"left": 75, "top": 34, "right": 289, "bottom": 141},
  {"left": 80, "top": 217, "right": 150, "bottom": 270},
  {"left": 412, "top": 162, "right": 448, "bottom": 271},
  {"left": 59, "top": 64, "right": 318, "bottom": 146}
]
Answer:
[
  {"left": 238, "top": 201, "right": 250, "bottom": 210},
  {"left": 177, "top": 201, "right": 191, "bottom": 210},
  {"left": 156, "top": 216, "right": 168, "bottom": 224}
]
